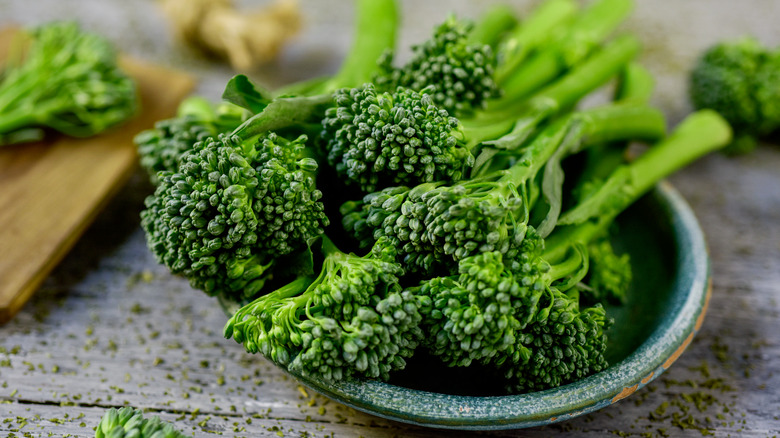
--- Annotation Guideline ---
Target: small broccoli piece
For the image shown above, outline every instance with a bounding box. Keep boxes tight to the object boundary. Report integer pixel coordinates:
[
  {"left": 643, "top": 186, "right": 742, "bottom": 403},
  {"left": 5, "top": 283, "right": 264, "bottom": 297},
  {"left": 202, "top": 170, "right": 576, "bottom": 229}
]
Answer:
[
  {"left": 95, "top": 407, "right": 189, "bottom": 438},
  {"left": 375, "top": 15, "right": 500, "bottom": 115},
  {"left": 324, "top": 35, "right": 642, "bottom": 193},
  {"left": 582, "top": 236, "right": 632, "bottom": 305},
  {"left": 341, "top": 103, "right": 666, "bottom": 274},
  {"left": 417, "top": 239, "right": 546, "bottom": 367},
  {"left": 501, "top": 288, "right": 610, "bottom": 393},
  {"left": 689, "top": 37, "right": 780, "bottom": 154},
  {"left": 0, "top": 22, "right": 137, "bottom": 145},
  {"left": 276, "top": 0, "right": 399, "bottom": 97},
  {"left": 140, "top": 131, "right": 328, "bottom": 301},
  {"left": 224, "top": 237, "right": 425, "bottom": 382},
  {"left": 322, "top": 84, "right": 472, "bottom": 192},
  {"left": 134, "top": 97, "right": 249, "bottom": 183}
]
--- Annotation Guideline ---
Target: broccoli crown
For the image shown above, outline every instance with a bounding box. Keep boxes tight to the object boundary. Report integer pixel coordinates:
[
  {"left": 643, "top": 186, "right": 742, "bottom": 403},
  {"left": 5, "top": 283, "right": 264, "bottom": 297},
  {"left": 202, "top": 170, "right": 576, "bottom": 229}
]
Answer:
[
  {"left": 690, "top": 37, "right": 780, "bottom": 144},
  {"left": 341, "top": 178, "right": 529, "bottom": 274},
  {"left": 502, "top": 290, "right": 610, "bottom": 393},
  {"left": 0, "top": 22, "right": 137, "bottom": 142},
  {"left": 418, "top": 250, "right": 548, "bottom": 367},
  {"left": 583, "top": 236, "right": 632, "bottom": 305},
  {"left": 322, "top": 84, "right": 473, "bottom": 193},
  {"left": 224, "top": 238, "right": 425, "bottom": 382},
  {"left": 96, "top": 407, "right": 190, "bottom": 438},
  {"left": 140, "top": 132, "right": 328, "bottom": 300},
  {"left": 375, "top": 15, "right": 499, "bottom": 114}
]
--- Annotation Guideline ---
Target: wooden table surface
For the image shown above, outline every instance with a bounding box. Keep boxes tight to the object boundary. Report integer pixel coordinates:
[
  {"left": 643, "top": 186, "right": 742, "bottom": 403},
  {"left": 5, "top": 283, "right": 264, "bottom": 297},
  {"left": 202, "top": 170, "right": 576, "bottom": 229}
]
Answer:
[{"left": 1, "top": 1, "right": 779, "bottom": 437}]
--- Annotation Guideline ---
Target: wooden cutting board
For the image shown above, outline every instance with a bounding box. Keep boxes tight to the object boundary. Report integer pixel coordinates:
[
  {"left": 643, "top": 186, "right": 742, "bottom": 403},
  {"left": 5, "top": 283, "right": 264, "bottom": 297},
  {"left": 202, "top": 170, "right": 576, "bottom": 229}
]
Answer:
[{"left": 0, "top": 28, "right": 195, "bottom": 323}]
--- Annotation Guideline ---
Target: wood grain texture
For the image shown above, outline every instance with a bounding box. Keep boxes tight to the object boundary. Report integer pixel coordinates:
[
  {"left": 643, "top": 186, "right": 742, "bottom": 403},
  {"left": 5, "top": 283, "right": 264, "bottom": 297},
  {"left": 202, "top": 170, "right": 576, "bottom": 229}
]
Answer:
[{"left": 0, "top": 29, "right": 195, "bottom": 323}]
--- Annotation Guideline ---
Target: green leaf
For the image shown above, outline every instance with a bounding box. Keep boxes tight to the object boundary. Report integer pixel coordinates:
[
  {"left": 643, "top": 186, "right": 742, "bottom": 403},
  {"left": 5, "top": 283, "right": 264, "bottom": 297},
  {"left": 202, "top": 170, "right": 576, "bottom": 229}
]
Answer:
[
  {"left": 232, "top": 94, "right": 333, "bottom": 139},
  {"left": 221, "top": 74, "right": 273, "bottom": 113}
]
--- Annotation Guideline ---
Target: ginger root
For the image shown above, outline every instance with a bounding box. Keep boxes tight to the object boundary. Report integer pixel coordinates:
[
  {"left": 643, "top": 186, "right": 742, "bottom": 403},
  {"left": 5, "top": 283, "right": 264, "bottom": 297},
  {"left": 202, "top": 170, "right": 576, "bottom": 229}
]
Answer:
[{"left": 161, "top": 0, "right": 302, "bottom": 71}]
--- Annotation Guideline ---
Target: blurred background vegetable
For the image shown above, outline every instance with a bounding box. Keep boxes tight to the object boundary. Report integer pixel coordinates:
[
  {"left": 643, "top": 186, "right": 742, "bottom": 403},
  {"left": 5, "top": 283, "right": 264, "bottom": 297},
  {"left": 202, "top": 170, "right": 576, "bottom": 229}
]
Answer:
[{"left": 0, "top": 21, "right": 137, "bottom": 145}]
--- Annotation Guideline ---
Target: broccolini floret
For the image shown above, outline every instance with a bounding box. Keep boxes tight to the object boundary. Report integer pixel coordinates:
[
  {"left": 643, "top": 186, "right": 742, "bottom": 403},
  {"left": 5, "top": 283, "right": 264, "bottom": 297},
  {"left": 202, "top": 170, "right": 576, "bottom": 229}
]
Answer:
[
  {"left": 140, "top": 131, "right": 328, "bottom": 301},
  {"left": 95, "top": 407, "right": 189, "bottom": 438},
  {"left": 224, "top": 237, "right": 425, "bottom": 382},
  {"left": 0, "top": 22, "right": 138, "bottom": 145},
  {"left": 415, "top": 110, "right": 731, "bottom": 392},
  {"left": 690, "top": 37, "right": 780, "bottom": 154},
  {"left": 375, "top": 15, "right": 501, "bottom": 115}
]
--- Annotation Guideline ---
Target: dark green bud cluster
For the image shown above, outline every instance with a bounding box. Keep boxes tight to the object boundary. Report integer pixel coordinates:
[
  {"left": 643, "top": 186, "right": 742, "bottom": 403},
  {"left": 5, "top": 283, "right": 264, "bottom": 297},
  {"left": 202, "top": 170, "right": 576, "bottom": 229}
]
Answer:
[
  {"left": 95, "top": 407, "right": 189, "bottom": 438},
  {"left": 322, "top": 84, "right": 471, "bottom": 193},
  {"left": 140, "top": 132, "right": 328, "bottom": 301},
  {"left": 690, "top": 37, "right": 780, "bottom": 153},
  {"left": 375, "top": 15, "right": 499, "bottom": 114},
  {"left": 502, "top": 289, "right": 610, "bottom": 393},
  {"left": 342, "top": 180, "right": 530, "bottom": 274},
  {"left": 224, "top": 239, "right": 425, "bottom": 382},
  {"left": 583, "top": 237, "right": 632, "bottom": 305}
]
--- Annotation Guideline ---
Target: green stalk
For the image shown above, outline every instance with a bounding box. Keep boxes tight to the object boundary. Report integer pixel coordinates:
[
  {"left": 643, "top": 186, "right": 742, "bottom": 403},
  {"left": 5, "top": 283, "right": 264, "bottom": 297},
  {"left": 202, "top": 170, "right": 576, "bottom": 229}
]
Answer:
[
  {"left": 328, "top": 0, "right": 398, "bottom": 90},
  {"left": 0, "top": 110, "right": 38, "bottom": 135},
  {"left": 467, "top": 5, "right": 519, "bottom": 48},
  {"left": 495, "top": 0, "right": 634, "bottom": 104},
  {"left": 493, "top": 0, "right": 578, "bottom": 84},
  {"left": 465, "top": 36, "right": 641, "bottom": 173},
  {"left": 544, "top": 110, "right": 733, "bottom": 261},
  {"left": 534, "top": 103, "right": 666, "bottom": 236},
  {"left": 279, "top": 0, "right": 398, "bottom": 97},
  {"left": 473, "top": 34, "right": 640, "bottom": 127}
]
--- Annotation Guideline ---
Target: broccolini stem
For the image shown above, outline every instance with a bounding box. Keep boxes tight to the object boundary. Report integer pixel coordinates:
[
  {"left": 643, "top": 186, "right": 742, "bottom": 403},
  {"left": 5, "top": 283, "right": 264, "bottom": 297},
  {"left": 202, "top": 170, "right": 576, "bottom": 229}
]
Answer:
[
  {"left": 493, "top": 0, "right": 578, "bottom": 84},
  {"left": 476, "top": 34, "right": 640, "bottom": 125},
  {"left": 545, "top": 110, "right": 733, "bottom": 261},
  {"left": 572, "top": 62, "right": 657, "bottom": 194},
  {"left": 615, "top": 62, "right": 656, "bottom": 104},
  {"left": 0, "top": 111, "right": 38, "bottom": 135}
]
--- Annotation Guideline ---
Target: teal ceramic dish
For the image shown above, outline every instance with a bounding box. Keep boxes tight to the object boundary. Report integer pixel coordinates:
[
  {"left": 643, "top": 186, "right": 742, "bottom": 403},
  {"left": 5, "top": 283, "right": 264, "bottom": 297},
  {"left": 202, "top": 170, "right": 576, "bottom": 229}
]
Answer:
[{"left": 223, "top": 182, "right": 711, "bottom": 430}]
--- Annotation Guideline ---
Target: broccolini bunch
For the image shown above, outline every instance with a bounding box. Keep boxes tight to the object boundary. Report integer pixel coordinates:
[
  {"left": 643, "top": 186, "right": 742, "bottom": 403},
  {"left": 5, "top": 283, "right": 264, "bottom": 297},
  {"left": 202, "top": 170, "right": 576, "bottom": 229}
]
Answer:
[{"left": 0, "top": 22, "right": 137, "bottom": 145}]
